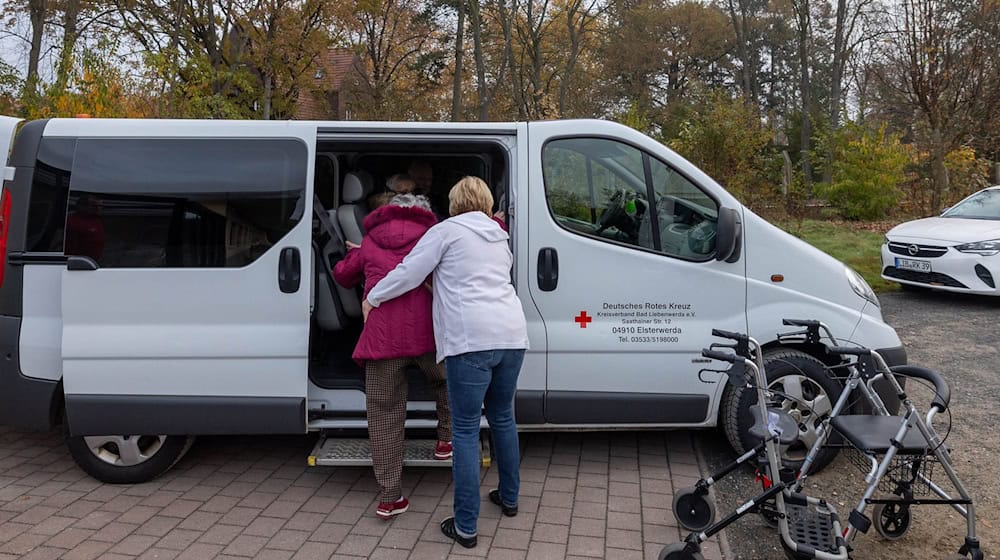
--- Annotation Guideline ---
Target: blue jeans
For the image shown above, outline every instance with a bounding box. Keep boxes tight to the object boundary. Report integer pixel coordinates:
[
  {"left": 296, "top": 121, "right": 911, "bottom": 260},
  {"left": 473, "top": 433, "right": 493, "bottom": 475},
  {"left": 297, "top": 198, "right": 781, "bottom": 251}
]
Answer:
[{"left": 444, "top": 349, "right": 525, "bottom": 537}]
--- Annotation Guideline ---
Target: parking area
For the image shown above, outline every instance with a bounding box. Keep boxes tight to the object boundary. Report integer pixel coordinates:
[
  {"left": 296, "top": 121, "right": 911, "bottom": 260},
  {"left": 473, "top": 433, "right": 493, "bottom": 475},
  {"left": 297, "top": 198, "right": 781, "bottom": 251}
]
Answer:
[
  {"left": 704, "top": 290, "right": 999, "bottom": 559},
  {"left": 4, "top": 289, "right": 996, "bottom": 560},
  {"left": 0, "top": 426, "right": 724, "bottom": 559}
]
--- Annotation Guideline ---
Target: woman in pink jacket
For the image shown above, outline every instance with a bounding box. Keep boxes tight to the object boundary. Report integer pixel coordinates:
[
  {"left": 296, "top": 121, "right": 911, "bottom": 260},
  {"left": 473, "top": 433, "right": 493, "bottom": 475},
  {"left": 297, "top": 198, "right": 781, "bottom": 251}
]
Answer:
[{"left": 332, "top": 190, "right": 451, "bottom": 520}]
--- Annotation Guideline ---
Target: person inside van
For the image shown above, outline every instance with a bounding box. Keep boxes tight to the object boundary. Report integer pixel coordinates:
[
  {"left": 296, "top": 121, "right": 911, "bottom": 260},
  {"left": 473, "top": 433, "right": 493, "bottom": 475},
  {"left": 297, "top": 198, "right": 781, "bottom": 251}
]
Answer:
[
  {"left": 385, "top": 173, "right": 415, "bottom": 195},
  {"left": 332, "top": 190, "right": 453, "bottom": 520},
  {"left": 362, "top": 176, "right": 529, "bottom": 549},
  {"left": 407, "top": 160, "right": 435, "bottom": 195}
]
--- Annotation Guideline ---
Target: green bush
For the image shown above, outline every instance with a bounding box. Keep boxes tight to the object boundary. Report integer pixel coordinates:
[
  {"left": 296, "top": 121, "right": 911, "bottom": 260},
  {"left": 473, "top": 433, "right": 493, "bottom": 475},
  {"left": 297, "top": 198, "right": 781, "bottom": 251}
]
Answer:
[{"left": 818, "top": 123, "right": 909, "bottom": 220}]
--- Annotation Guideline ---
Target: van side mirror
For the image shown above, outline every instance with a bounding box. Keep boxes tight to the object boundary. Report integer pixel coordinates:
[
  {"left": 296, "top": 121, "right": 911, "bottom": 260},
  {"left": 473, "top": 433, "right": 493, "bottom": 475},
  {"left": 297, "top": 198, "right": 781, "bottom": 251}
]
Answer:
[
  {"left": 715, "top": 207, "right": 742, "bottom": 263},
  {"left": 940, "top": 206, "right": 950, "bottom": 215}
]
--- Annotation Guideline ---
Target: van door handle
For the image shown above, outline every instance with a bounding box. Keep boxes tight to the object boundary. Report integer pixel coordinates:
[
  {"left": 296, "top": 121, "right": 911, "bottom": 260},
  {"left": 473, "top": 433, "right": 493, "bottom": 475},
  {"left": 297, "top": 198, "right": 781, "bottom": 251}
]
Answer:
[
  {"left": 537, "top": 247, "right": 558, "bottom": 292},
  {"left": 278, "top": 247, "right": 301, "bottom": 293},
  {"left": 66, "top": 256, "right": 99, "bottom": 271}
]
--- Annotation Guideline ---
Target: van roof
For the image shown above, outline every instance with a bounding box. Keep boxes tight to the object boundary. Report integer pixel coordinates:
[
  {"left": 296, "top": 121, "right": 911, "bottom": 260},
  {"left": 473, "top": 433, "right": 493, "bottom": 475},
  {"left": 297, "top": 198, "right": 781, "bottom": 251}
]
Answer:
[{"left": 40, "top": 118, "right": 622, "bottom": 138}]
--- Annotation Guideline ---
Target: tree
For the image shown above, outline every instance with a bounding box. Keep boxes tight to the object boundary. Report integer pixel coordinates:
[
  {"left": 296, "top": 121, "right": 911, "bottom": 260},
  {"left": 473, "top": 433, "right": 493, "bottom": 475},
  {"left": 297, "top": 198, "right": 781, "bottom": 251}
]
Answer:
[
  {"left": 25, "top": 39, "right": 151, "bottom": 118},
  {"left": 555, "top": 0, "right": 603, "bottom": 117},
  {"left": 336, "top": 0, "right": 448, "bottom": 120},
  {"left": 823, "top": 0, "right": 879, "bottom": 183},
  {"left": 724, "top": 0, "right": 766, "bottom": 102},
  {"left": 0, "top": 60, "right": 21, "bottom": 114},
  {"left": 669, "top": 92, "right": 779, "bottom": 209},
  {"left": 450, "top": 0, "right": 465, "bottom": 120},
  {"left": 877, "top": 0, "right": 1000, "bottom": 212},
  {"left": 467, "top": 0, "right": 516, "bottom": 120},
  {"left": 242, "top": 0, "right": 333, "bottom": 119},
  {"left": 113, "top": 0, "right": 261, "bottom": 117},
  {"left": 601, "top": 0, "right": 731, "bottom": 127},
  {"left": 790, "top": 0, "right": 813, "bottom": 188}
]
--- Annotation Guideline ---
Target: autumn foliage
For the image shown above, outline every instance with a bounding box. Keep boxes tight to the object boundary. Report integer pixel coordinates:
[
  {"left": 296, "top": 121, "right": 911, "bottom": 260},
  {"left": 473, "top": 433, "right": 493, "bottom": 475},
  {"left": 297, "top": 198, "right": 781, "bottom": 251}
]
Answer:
[{"left": 3, "top": 0, "right": 1000, "bottom": 219}]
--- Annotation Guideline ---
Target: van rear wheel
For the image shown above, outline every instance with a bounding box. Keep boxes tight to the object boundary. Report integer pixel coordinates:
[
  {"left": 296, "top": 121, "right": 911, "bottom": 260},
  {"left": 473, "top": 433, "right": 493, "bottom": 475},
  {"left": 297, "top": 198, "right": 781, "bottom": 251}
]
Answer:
[
  {"left": 66, "top": 433, "right": 194, "bottom": 484},
  {"left": 720, "top": 348, "right": 842, "bottom": 473}
]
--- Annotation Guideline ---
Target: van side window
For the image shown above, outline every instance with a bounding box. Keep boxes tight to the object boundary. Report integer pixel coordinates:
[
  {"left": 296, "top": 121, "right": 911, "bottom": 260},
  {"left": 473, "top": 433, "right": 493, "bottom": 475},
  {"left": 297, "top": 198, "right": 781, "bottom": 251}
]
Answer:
[
  {"left": 541, "top": 138, "right": 719, "bottom": 260},
  {"left": 646, "top": 157, "right": 719, "bottom": 259},
  {"left": 541, "top": 138, "right": 655, "bottom": 251},
  {"left": 27, "top": 138, "right": 76, "bottom": 253},
  {"left": 66, "top": 138, "right": 307, "bottom": 268}
]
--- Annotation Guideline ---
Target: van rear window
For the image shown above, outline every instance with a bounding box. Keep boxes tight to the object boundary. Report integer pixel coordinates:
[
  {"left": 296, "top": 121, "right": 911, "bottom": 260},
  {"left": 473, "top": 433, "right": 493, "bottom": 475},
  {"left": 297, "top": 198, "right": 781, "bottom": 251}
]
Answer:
[
  {"left": 66, "top": 138, "right": 307, "bottom": 268},
  {"left": 26, "top": 138, "right": 75, "bottom": 252}
]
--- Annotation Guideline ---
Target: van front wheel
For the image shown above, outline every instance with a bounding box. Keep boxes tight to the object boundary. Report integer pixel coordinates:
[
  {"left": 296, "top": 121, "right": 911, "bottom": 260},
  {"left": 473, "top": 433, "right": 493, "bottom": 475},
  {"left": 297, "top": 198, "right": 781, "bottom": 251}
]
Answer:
[
  {"left": 66, "top": 433, "right": 194, "bottom": 484},
  {"left": 720, "top": 348, "right": 842, "bottom": 473}
]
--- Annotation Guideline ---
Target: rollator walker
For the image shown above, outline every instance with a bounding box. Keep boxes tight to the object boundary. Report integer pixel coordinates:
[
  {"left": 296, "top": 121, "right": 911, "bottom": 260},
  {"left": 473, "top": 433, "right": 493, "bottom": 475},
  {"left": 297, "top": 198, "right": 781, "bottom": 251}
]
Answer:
[
  {"left": 660, "top": 326, "right": 850, "bottom": 560},
  {"left": 786, "top": 320, "right": 982, "bottom": 559}
]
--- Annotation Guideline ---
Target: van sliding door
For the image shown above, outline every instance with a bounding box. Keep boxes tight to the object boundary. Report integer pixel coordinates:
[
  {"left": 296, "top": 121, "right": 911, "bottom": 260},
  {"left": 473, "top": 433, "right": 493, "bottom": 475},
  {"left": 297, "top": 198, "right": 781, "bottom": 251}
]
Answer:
[{"left": 60, "top": 122, "right": 316, "bottom": 436}]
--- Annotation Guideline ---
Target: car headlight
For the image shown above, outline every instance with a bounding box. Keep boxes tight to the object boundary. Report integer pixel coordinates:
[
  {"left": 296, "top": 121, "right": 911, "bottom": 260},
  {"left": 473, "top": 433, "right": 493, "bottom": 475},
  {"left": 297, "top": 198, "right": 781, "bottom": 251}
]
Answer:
[
  {"left": 954, "top": 239, "right": 1000, "bottom": 256},
  {"left": 845, "top": 265, "right": 879, "bottom": 307}
]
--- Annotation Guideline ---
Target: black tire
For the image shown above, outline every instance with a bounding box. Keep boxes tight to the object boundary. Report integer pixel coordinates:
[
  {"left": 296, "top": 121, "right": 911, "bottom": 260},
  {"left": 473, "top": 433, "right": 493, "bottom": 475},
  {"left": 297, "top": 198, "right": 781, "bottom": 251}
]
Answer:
[
  {"left": 658, "top": 543, "right": 704, "bottom": 560},
  {"left": 672, "top": 488, "right": 716, "bottom": 532},
  {"left": 721, "top": 348, "right": 843, "bottom": 473},
  {"left": 873, "top": 502, "right": 911, "bottom": 540},
  {"left": 66, "top": 432, "right": 195, "bottom": 484}
]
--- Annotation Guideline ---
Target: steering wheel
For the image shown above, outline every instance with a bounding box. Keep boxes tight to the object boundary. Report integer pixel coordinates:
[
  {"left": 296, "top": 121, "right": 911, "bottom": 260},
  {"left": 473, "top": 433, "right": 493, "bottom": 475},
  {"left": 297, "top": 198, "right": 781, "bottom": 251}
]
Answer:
[
  {"left": 687, "top": 220, "right": 717, "bottom": 255},
  {"left": 597, "top": 188, "right": 629, "bottom": 233}
]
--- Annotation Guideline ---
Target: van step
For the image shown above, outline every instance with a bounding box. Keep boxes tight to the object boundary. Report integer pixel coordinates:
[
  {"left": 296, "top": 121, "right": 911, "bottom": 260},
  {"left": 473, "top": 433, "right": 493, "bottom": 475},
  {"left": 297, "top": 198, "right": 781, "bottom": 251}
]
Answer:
[
  {"left": 307, "top": 437, "right": 449, "bottom": 468},
  {"left": 307, "top": 435, "right": 492, "bottom": 468}
]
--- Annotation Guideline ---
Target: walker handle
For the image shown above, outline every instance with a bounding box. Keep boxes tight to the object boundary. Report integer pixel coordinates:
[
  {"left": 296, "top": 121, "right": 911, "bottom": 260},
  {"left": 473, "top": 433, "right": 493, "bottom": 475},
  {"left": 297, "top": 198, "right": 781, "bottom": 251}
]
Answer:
[
  {"left": 827, "top": 346, "right": 870, "bottom": 356},
  {"left": 712, "top": 329, "right": 748, "bottom": 342},
  {"left": 890, "top": 365, "right": 951, "bottom": 413},
  {"left": 702, "top": 349, "right": 737, "bottom": 363},
  {"left": 783, "top": 319, "right": 820, "bottom": 327}
]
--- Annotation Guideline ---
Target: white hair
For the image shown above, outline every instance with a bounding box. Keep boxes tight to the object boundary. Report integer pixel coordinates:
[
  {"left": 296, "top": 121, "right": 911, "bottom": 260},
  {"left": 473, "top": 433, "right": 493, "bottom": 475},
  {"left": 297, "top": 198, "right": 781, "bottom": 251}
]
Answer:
[
  {"left": 386, "top": 173, "right": 412, "bottom": 193},
  {"left": 390, "top": 193, "right": 433, "bottom": 212}
]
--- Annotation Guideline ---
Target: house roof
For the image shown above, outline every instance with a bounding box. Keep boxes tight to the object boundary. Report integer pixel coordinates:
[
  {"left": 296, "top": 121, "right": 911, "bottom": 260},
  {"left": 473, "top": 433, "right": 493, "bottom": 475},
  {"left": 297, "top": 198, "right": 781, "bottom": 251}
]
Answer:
[
  {"left": 295, "top": 47, "right": 362, "bottom": 120},
  {"left": 315, "top": 48, "right": 360, "bottom": 91}
]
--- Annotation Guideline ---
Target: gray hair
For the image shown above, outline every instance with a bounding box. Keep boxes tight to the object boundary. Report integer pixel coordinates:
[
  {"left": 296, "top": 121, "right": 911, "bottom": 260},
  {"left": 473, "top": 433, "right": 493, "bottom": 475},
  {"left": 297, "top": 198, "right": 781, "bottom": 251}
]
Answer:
[
  {"left": 386, "top": 173, "right": 412, "bottom": 193},
  {"left": 390, "top": 193, "right": 433, "bottom": 212}
]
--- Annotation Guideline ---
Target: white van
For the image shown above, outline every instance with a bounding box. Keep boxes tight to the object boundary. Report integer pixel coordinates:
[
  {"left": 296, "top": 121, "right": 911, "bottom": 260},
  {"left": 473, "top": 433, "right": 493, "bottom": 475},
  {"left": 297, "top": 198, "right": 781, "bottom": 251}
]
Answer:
[{"left": 0, "top": 116, "right": 904, "bottom": 483}]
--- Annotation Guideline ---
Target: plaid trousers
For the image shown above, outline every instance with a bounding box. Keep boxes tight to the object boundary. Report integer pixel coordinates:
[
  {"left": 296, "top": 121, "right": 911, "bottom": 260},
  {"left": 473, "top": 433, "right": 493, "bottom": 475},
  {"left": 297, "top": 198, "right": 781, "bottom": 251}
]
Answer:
[{"left": 366, "top": 352, "right": 451, "bottom": 503}]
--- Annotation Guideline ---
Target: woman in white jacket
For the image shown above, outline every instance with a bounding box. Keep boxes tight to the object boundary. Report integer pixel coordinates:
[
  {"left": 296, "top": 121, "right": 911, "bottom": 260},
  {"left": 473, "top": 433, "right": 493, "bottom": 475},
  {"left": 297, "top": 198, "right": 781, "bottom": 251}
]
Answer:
[{"left": 363, "top": 176, "right": 528, "bottom": 549}]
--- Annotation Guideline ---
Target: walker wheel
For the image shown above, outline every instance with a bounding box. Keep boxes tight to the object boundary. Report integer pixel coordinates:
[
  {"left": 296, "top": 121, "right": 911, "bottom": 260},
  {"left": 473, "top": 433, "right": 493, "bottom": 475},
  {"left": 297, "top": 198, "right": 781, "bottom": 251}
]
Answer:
[
  {"left": 658, "top": 542, "right": 705, "bottom": 560},
  {"left": 947, "top": 547, "right": 985, "bottom": 560},
  {"left": 759, "top": 497, "right": 780, "bottom": 528},
  {"left": 672, "top": 487, "right": 716, "bottom": 532},
  {"left": 873, "top": 502, "right": 911, "bottom": 540}
]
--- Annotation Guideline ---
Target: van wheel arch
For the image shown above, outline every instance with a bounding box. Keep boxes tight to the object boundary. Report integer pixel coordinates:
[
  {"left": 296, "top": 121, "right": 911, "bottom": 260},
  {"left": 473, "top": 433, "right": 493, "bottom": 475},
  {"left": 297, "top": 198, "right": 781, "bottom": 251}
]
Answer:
[
  {"left": 62, "top": 397, "right": 196, "bottom": 484},
  {"left": 719, "top": 346, "right": 844, "bottom": 473},
  {"left": 65, "top": 430, "right": 196, "bottom": 484}
]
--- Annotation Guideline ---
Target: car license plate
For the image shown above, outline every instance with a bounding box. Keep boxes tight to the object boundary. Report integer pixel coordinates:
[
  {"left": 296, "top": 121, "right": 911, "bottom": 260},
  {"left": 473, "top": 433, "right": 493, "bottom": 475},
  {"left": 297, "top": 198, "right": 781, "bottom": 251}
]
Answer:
[{"left": 895, "top": 257, "right": 931, "bottom": 273}]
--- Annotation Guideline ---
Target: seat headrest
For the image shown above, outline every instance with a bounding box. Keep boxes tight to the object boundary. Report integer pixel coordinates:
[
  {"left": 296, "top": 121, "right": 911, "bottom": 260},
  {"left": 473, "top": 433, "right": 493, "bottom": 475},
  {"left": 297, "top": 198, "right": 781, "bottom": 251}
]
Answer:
[{"left": 343, "top": 171, "right": 374, "bottom": 204}]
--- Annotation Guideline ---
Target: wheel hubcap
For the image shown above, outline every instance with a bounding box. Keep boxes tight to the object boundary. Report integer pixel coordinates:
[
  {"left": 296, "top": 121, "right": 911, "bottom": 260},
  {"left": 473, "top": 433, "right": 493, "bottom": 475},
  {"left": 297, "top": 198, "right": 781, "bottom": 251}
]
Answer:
[
  {"left": 767, "top": 375, "right": 832, "bottom": 462},
  {"left": 83, "top": 435, "right": 166, "bottom": 466}
]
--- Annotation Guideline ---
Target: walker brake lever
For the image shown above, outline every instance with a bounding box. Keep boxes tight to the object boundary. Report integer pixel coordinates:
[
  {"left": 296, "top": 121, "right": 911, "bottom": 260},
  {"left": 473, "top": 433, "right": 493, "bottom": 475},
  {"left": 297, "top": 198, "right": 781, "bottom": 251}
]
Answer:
[{"left": 698, "top": 367, "right": 728, "bottom": 384}]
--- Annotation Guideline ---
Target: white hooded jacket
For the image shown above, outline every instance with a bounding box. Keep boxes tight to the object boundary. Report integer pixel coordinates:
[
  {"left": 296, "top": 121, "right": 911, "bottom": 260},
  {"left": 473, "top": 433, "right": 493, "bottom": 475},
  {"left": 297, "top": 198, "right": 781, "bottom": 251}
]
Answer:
[{"left": 366, "top": 211, "right": 529, "bottom": 363}]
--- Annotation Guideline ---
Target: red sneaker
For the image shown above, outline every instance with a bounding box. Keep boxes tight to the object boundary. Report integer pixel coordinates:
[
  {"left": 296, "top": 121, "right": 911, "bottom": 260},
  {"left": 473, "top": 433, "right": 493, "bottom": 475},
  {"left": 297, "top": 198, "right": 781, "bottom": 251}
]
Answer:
[
  {"left": 376, "top": 497, "right": 408, "bottom": 520},
  {"left": 434, "top": 440, "right": 453, "bottom": 460}
]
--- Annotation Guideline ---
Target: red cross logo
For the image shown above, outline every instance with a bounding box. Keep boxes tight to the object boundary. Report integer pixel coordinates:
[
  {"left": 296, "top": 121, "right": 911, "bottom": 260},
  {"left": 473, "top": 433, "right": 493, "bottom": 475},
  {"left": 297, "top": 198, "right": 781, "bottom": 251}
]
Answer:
[{"left": 574, "top": 311, "right": 592, "bottom": 328}]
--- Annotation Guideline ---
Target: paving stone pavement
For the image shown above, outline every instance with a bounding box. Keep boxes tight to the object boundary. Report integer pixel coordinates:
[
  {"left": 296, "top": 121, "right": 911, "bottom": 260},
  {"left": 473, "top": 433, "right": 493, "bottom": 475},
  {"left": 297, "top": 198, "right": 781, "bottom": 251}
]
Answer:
[{"left": 0, "top": 427, "right": 727, "bottom": 559}]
